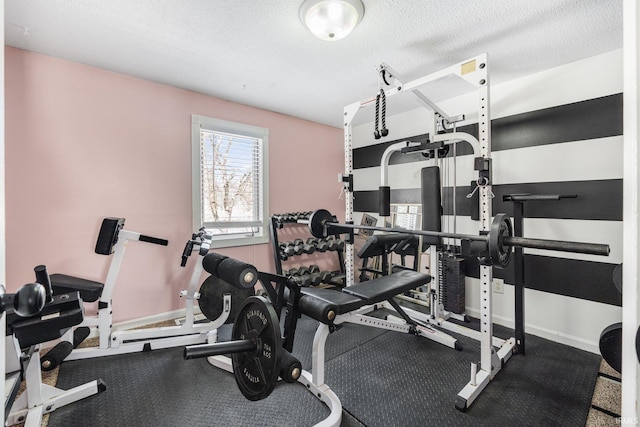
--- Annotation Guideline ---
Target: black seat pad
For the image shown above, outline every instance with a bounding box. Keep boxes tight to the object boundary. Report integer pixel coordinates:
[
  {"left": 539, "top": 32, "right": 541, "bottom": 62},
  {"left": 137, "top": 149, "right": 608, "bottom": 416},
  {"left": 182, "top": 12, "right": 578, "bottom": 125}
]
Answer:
[
  {"left": 342, "top": 270, "right": 431, "bottom": 304},
  {"left": 300, "top": 287, "right": 365, "bottom": 315},
  {"left": 50, "top": 273, "right": 104, "bottom": 303},
  {"left": 357, "top": 233, "right": 414, "bottom": 258}
]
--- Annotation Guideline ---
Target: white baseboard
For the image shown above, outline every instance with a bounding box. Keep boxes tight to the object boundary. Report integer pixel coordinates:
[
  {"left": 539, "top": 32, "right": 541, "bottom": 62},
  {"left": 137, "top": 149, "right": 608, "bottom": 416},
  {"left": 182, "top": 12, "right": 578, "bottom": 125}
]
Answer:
[{"left": 464, "top": 308, "right": 600, "bottom": 354}]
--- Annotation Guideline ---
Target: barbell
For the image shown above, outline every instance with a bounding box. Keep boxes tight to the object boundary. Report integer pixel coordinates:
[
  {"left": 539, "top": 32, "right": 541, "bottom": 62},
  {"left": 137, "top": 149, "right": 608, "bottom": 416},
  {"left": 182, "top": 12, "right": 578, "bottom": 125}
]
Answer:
[{"left": 307, "top": 209, "right": 610, "bottom": 268}]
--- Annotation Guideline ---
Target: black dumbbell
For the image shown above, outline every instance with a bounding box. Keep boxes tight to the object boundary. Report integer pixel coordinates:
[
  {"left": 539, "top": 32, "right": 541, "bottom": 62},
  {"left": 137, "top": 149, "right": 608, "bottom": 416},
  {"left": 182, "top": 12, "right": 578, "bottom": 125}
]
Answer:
[
  {"left": 326, "top": 237, "right": 340, "bottom": 251},
  {"left": 306, "top": 238, "right": 320, "bottom": 252},
  {"left": 298, "top": 212, "right": 311, "bottom": 221},
  {"left": 293, "top": 239, "right": 314, "bottom": 255},
  {"left": 284, "top": 268, "right": 298, "bottom": 276},
  {"left": 279, "top": 242, "right": 296, "bottom": 258},
  {"left": 292, "top": 275, "right": 312, "bottom": 287},
  {"left": 318, "top": 271, "right": 333, "bottom": 284},
  {"left": 297, "top": 266, "right": 311, "bottom": 276},
  {"left": 315, "top": 237, "right": 330, "bottom": 252},
  {"left": 307, "top": 273, "right": 322, "bottom": 286}
]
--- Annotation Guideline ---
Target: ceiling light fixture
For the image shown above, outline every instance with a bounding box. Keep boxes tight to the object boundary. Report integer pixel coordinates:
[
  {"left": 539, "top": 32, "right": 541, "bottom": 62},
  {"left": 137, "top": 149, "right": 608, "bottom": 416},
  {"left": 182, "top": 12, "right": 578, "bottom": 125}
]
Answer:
[{"left": 299, "top": 0, "right": 364, "bottom": 42}]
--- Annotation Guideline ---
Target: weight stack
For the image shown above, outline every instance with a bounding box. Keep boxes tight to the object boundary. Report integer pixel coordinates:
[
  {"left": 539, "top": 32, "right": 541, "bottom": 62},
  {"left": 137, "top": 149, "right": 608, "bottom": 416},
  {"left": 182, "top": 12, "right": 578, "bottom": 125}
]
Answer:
[{"left": 438, "top": 252, "right": 466, "bottom": 315}]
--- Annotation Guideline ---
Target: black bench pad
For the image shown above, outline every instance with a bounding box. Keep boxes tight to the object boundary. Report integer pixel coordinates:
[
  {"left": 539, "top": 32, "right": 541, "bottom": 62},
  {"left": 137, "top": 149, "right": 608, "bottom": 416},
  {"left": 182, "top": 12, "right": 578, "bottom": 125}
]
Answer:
[
  {"left": 297, "top": 270, "right": 431, "bottom": 324},
  {"left": 342, "top": 270, "right": 431, "bottom": 304},
  {"left": 300, "top": 288, "right": 365, "bottom": 316},
  {"left": 51, "top": 273, "right": 104, "bottom": 303}
]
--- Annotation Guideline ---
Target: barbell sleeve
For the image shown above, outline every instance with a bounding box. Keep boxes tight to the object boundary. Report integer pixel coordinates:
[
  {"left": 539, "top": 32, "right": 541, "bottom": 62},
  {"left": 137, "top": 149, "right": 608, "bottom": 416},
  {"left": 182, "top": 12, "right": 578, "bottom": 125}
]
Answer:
[
  {"left": 184, "top": 340, "right": 256, "bottom": 360},
  {"left": 503, "top": 236, "right": 609, "bottom": 256}
]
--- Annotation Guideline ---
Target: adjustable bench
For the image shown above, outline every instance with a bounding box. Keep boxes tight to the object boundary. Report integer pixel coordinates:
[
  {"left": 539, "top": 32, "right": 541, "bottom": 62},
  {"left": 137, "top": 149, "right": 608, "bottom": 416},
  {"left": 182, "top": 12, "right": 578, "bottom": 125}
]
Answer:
[
  {"left": 295, "top": 270, "right": 459, "bottom": 350},
  {"left": 357, "top": 233, "right": 419, "bottom": 281}
]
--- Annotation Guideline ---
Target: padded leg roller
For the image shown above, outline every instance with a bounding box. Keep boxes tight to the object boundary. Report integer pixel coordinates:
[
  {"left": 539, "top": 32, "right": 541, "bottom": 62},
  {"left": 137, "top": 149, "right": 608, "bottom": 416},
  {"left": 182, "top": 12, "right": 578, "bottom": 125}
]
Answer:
[
  {"left": 41, "top": 341, "right": 73, "bottom": 371},
  {"left": 73, "top": 326, "right": 91, "bottom": 347},
  {"left": 202, "top": 253, "right": 228, "bottom": 275},
  {"left": 41, "top": 326, "right": 91, "bottom": 371},
  {"left": 218, "top": 258, "right": 258, "bottom": 289},
  {"left": 279, "top": 349, "right": 302, "bottom": 383}
]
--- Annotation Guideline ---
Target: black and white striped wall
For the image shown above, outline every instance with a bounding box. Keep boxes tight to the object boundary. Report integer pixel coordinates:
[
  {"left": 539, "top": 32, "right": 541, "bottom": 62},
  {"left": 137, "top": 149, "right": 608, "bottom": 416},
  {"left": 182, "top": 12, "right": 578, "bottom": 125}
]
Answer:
[{"left": 349, "top": 49, "right": 623, "bottom": 352}]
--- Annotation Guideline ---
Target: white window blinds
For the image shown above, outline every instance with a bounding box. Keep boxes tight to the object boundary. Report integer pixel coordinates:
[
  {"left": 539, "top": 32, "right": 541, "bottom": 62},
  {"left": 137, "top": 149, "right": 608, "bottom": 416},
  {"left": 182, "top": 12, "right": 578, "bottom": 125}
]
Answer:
[{"left": 200, "top": 129, "right": 263, "bottom": 234}]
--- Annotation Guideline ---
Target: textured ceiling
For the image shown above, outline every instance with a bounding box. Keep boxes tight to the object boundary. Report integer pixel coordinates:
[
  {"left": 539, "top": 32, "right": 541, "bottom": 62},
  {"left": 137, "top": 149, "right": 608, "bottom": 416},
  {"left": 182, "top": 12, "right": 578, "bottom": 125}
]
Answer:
[{"left": 5, "top": 0, "right": 623, "bottom": 128}]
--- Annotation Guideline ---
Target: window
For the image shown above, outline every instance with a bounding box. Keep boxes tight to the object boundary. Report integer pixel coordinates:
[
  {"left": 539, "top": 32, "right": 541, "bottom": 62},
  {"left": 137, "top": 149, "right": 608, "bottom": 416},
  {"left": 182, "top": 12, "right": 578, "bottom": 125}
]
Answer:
[
  {"left": 391, "top": 204, "right": 421, "bottom": 230},
  {"left": 192, "top": 115, "right": 269, "bottom": 248}
]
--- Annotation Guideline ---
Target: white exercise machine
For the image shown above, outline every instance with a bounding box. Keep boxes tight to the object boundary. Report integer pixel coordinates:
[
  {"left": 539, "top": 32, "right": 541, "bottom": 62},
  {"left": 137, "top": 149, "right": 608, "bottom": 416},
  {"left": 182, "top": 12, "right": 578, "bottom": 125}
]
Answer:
[
  {"left": 41, "top": 219, "right": 230, "bottom": 366},
  {"left": 341, "top": 53, "right": 516, "bottom": 411}
]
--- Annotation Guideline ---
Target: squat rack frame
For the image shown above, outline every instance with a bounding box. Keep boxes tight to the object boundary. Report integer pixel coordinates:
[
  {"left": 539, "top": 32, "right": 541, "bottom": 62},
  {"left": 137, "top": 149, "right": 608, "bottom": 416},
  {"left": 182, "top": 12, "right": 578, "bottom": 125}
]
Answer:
[{"left": 341, "top": 53, "right": 515, "bottom": 410}]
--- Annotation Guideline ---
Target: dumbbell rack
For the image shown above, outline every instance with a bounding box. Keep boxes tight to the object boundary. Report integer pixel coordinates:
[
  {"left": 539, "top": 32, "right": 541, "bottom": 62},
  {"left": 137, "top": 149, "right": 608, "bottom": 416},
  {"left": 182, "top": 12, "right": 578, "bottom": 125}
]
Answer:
[{"left": 270, "top": 212, "right": 346, "bottom": 288}]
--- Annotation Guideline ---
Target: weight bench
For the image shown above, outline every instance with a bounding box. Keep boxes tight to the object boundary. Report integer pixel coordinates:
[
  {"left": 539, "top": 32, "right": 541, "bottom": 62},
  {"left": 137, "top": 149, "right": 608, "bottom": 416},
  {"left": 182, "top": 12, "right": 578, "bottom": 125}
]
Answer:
[
  {"left": 185, "top": 258, "right": 457, "bottom": 427},
  {"left": 6, "top": 289, "right": 105, "bottom": 426},
  {"left": 283, "top": 270, "right": 458, "bottom": 426},
  {"left": 357, "top": 233, "right": 419, "bottom": 281},
  {"left": 296, "top": 270, "right": 460, "bottom": 351}
]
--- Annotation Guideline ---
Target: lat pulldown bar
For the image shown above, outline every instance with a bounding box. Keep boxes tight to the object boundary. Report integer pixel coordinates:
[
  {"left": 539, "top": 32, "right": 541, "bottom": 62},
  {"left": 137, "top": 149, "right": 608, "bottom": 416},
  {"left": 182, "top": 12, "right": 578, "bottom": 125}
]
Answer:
[{"left": 307, "top": 209, "right": 610, "bottom": 269}]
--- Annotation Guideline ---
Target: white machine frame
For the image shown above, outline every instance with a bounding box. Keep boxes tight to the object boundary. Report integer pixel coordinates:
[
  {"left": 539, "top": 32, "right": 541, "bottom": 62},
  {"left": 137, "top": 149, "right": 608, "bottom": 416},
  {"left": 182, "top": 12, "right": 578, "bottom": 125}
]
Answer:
[
  {"left": 61, "top": 227, "right": 230, "bottom": 360},
  {"left": 5, "top": 335, "right": 103, "bottom": 427},
  {"left": 342, "top": 53, "right": 516, "bottom": 410}
]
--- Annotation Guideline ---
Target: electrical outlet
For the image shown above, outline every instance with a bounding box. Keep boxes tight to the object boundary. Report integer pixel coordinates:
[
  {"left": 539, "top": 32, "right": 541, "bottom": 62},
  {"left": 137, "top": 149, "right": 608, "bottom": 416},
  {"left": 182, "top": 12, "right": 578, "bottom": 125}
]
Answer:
[{"left": 493, "top": 278, "right": 504, "bottom": 294}]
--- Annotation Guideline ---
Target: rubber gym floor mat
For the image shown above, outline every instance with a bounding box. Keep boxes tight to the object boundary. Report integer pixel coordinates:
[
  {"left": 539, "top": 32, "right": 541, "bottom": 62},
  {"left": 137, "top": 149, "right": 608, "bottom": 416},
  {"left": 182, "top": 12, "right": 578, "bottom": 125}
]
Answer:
[
  {"left": 48, "top": 347, "right": 331, "bottom": 427},
  {"left": 324, "top": 326, "right": 601, "bottom": 427},
  {"left": 218, "top": 315, "right": 386, "bottom": 372},
  {"left": 289, "top": 313, "right": 389, "bottom": 370}
]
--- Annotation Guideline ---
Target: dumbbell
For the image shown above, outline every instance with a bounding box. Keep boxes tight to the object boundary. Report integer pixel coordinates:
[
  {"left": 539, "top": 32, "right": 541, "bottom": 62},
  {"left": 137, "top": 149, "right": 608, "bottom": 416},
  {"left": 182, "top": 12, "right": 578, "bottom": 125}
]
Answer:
[
  {"left": 296, "top": 266, "right": 311, "bottom": 276},
  {"left": 326, "top": 236, "right": 340, "bottom": 251},
  {"left": 325, "top": 237, "right": 345, "bottom": 251},
  {"left": 279, "top": 242, "right": 297, "bottom": 257},
  {"left": 292, "top": 275, "right": 312, "bottom": 287},
  {"left": 297, "top": 212, "right": 311, "bottom": 221},
  {"left": 314, "top": 237, "right": 330, "bottom": 252},
  {"left": 318, "top": 271, "right": 333, "bottom": 284},
  {"left": 285, "top": 267, "right": 301, "bottom": 276},
  {"left": 293, "top": 238, "right": 315, "bottom": 255},
  {"left": 306, "top": 238, "right": 320, "bottom": 252}
]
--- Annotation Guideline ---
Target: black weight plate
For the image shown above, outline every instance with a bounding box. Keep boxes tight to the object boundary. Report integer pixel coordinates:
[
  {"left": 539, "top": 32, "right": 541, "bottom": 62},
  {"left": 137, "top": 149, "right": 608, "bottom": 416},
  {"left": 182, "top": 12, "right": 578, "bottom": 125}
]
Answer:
[
  {"left": 231, "top": 296, "right": 282, "bottom": 401},
  {"left": 600, "top": 322, "right": 622, "bottom": 373},
  {"left": 308, "top": 209, "right": 334, "bottom": 238},
  {"left": 489, "top": 214, "right": 513, "bottom": 269},
  {"left": 199, "top": 276, "right": 255, "bottom": 324}
]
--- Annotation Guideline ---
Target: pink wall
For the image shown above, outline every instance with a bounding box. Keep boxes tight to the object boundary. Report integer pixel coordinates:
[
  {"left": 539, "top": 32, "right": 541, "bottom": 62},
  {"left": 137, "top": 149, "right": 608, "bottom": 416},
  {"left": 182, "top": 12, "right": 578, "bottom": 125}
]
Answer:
[{"left": 5, "top": 47, "right": 344, "bottom": 322}]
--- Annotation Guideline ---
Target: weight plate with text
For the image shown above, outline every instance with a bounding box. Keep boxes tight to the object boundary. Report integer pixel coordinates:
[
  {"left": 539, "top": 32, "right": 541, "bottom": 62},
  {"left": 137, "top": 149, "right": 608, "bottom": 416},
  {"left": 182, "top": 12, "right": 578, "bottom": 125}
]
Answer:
[{"left": 231, "top": 296, "right": 282, "bottom": 401}]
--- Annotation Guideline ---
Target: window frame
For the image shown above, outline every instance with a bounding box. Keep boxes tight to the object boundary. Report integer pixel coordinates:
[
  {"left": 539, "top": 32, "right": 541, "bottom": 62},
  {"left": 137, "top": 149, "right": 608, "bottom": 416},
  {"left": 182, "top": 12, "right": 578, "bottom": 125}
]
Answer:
[{"left": 191, "top": 114, "right": 269, "bottom": 249}]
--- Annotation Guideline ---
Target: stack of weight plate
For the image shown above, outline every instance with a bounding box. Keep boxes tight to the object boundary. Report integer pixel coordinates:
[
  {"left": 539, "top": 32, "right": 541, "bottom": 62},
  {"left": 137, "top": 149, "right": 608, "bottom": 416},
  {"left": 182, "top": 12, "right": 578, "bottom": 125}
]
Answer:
[{"left": 438, "top": 252, "right": 466, "bottom": 315}]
